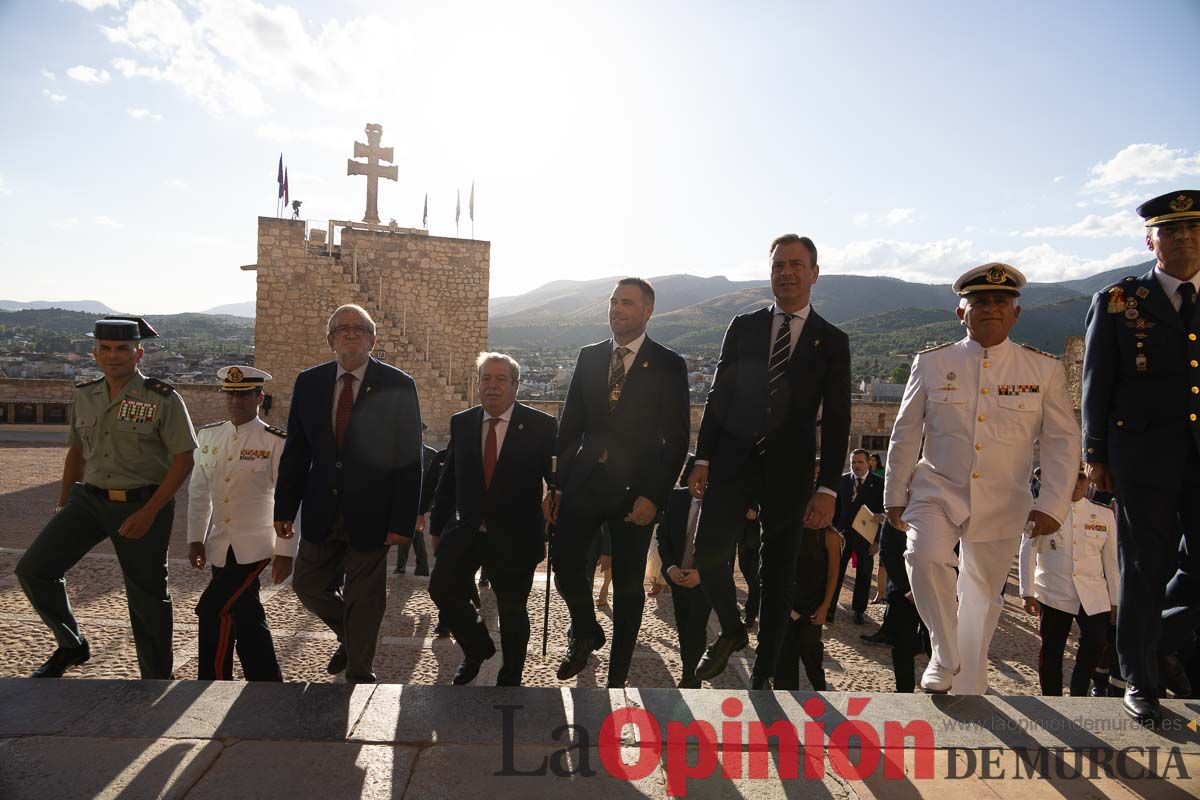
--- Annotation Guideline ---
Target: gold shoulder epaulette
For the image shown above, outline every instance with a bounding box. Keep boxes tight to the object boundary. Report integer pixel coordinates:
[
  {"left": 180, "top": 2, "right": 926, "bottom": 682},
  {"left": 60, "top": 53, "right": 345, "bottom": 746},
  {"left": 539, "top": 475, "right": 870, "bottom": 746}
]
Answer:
[
  {"left": 264, "top": 424, "right": 286, "bottom": 438},
  {"left": 143, "top": 377, "right": 176, "bottom": 395},
  {"left": 1020, "top": 343, "right": 1059, "bottom": 359},
  {"left": 74, "top": 376, "right": 104, "bottom": 388},
  {"left": 917, "top": 342, "right": 953, "bottom": 354},
  {"left": 196, "top": 421, "right": 226, "bottom": 431}
]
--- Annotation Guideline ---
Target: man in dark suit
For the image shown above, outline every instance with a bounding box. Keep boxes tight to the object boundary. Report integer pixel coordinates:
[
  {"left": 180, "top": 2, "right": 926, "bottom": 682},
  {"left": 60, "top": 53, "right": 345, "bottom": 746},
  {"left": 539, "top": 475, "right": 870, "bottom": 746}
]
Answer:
[
  {"left": 428, "top": 353, "right": 556, "bottom": 686},
  {"left": 657, "top": 456, "right": 711, "bottom": 688},
  {"left": 687, "top": 233, "right": 851, "bottom": 688},
  {"left": 545, "top": 277, "right": 691, "bottom": 688},
  {"left": 1083, "top": 189, "right": 1200, "bottom": 725},
  {"left": 274, "top": 304, "right": 423, "bottom": 684},
  {"left": 830, "top": 448, "right": 884, "bottom": 625}
]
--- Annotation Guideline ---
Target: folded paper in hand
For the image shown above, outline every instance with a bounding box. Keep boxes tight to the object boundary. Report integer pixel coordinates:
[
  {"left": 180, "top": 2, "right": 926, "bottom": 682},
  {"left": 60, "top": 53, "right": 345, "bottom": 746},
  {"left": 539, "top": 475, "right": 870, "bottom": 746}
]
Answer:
[{"left": 852, "top": 505, "right": 881, "bottom": 544}]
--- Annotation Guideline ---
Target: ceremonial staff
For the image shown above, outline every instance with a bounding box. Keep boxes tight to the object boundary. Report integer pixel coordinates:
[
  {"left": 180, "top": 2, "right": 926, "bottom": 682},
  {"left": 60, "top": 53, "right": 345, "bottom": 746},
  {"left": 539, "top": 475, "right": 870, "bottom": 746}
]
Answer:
[{"left": 542, "top": 456, "right": 558, "bottom": 656}]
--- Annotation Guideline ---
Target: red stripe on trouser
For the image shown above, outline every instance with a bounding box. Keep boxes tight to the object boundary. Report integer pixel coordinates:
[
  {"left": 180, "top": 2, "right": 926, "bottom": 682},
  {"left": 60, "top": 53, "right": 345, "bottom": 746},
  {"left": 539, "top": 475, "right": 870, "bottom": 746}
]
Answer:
[{"left": 213, "top": 559, "right": 269, "bottom": 680}]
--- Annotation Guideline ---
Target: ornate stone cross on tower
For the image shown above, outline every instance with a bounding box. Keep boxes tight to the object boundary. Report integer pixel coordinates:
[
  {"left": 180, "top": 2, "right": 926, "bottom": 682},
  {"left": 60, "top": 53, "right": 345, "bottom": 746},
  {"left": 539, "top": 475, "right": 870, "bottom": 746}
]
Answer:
[{"left": 346, "top": 123, "right": 398, "bottom": 224}]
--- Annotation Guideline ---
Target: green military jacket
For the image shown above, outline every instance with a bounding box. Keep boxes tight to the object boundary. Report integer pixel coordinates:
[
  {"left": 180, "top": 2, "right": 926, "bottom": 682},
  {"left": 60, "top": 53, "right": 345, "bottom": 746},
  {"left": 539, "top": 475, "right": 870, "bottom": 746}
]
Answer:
[{"left": 68, "top": 371, "right": 198, "bottom": 489}]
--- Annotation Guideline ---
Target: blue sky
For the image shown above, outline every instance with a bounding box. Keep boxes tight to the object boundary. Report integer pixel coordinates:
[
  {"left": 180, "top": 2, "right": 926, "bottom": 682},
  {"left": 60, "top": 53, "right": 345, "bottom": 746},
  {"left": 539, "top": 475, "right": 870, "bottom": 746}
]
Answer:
[{"left": 1, "top": 0, "right": 1198, "bottom": 313}]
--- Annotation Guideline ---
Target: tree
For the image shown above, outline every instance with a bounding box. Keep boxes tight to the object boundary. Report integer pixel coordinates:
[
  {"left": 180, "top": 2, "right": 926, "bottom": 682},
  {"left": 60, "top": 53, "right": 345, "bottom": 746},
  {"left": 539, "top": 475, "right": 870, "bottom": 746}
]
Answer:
[{"left": 886, "top": 362, "right": 911, "bottom": 385}]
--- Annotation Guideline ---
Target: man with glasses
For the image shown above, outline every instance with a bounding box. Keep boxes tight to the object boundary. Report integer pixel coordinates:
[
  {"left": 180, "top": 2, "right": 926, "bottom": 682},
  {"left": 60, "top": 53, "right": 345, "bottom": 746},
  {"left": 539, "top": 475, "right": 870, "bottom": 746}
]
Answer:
[
  {"left": 886, "top": 263, "right": 1079, "bottom": 695},
  {"left": 1083, "top": 190, "right": 1200, "bottom": 725},
  {"left": 275, "top": 304, "right": 424, "bottom": 683}
]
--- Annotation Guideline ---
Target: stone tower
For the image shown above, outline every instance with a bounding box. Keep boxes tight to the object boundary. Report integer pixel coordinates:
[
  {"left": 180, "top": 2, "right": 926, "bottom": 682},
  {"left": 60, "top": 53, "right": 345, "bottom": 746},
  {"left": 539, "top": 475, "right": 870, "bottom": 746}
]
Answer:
[{"left": 250, "top": 218, "right": 489, "bottom": 438}]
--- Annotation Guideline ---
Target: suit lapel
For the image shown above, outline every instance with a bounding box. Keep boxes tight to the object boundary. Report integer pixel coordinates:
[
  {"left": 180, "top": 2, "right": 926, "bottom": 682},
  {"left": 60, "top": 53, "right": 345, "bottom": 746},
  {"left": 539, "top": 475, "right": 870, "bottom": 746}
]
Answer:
[
  {"left": 787, "top": 310, "right": 823, "bottom": 373},
  {"left": 492, "top": 403, "right": 525, "bottom": 479},
  {"left": 317, "top": 361, "right": 339, "bottom": 449},
  {"left": 341, "top": 358, "right": 379, "bottom": 444},
  {"left": 1137, "top": 270, "right": 1182, "bottom": 332},
  {"left": 466, "top": 406, "right": 486, "bottom": 490},
  {"left": 612, "top": 338, "right": 654, "bottom": 413}
]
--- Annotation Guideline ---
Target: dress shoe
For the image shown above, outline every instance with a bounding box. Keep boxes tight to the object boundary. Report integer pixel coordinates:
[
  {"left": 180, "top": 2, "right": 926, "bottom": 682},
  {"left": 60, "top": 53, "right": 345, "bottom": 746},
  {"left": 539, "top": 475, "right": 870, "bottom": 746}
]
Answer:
[
  {"left": 433, "top": 623, "right": 452, "bottom": 639},
  {"left": 326, "top": 644, "right": 348, "bottom": 675},
  {"left": 453, "top": 637, "right": 497, "bottom": 685},
  {"left": 920, "top": 662, "right": 959, "bottom": 694},
  {"left": 1159, "top": 654, "right": 1192, "bottom": 698},
  {"left": 852, "top": 611, "right": 865, "bottom": 625},
  {"left": 556, "top": 631, "right": 606, "bottom": 681},
  {"left": 1123, "top": 686, "right": 1163, "bottom": 726},
  {"left": 860, "top": 630, "right": 892, "bottom": 646},
  {"left": 695, "top": 632, "right": 750, "bottom": 681},
  {"left": 31, "top": 639, "right": 90, "bottom": 678},
  {"left": 394, "top": 566, "right": 406, "bottom": 575},
  {"left": 414, "top": 566, "right": 430, "bottom": 577},
  {"left": 743, "top": 616, "right": 757, "bottom": 631},
  {"left": 677, "top": 674, "right": 701, "bottom": 689},
  {"left": 750, "top": 674, "right": 773, "bottom": 690}
]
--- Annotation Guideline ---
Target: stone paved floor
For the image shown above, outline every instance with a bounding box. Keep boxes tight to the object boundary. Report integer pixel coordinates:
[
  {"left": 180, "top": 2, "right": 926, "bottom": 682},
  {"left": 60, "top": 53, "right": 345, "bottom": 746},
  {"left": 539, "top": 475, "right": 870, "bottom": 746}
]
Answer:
[{"left": 0, "top": 443, "right": 1054, "bottom": 691}]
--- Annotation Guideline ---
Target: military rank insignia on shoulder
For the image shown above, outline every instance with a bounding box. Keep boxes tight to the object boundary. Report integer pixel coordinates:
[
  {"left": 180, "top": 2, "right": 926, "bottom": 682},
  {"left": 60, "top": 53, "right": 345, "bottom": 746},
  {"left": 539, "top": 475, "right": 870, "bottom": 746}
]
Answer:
[
  {"left": 75, "top": 376, "right": 104, "bottom": 388},
  {"left": 143, "top": 377, "right": 176, "bottom": 396},
  {"left": 197, "top": 420, "right": 226, "bottom": 431},
  {"left": 1020, "top": 343, "right": 1059, "bottom": 359},
  {"left": 264, "top": 424, "right": 287, "bottom": 438},
  {"left": 917, "top": 342, "right": 953, "bottom": 354}
]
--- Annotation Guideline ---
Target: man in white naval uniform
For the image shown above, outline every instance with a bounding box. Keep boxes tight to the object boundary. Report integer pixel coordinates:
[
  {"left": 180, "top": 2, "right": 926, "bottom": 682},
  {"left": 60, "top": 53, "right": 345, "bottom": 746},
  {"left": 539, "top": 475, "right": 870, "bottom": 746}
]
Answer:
[
  {"left": 885, "top": 263, "right": 1080, "bottom": 694},
  {"left": 1019, "top": 463, "right": 1119, "bottom": 696},
  {"left": 188, "top": 366, "right": 299, "bottom": 681}
]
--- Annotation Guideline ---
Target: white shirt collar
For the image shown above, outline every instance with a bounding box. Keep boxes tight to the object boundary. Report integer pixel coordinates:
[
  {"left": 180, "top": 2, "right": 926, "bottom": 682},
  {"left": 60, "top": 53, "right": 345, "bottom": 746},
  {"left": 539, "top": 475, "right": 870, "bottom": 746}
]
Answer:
[
  {"left": 1154, "top": 265, "right": 1200, "bottom": 298},
  {"left": 772, "top": 303, "right": 810, "bottom": 320},
  {"left": 963, "top": 336, "right": 1012, "bottom": 355},
  {"left": 612, "top": 331, "right": 647, "bottom": 357},
  {"left": 231, "top": 415, "right": 265, "bottom": 432},
  {"left": 483, "top": 403, "right": 515, "bottom": 424},
  {"left": 335, "top": 359, "right": 369, "bottom": 383}
]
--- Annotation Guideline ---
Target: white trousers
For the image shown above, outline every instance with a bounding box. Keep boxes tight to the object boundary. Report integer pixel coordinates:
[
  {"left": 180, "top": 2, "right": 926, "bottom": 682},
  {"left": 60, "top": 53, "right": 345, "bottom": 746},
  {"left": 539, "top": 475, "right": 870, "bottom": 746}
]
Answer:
[{"left": 903, "top": 501, "right": 1021, "bottom": 695}]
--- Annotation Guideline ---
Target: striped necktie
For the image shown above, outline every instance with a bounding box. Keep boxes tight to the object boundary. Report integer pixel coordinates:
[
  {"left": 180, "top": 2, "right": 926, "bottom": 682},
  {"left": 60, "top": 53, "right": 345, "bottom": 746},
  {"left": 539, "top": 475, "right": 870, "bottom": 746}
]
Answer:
[
  {"left": 608, "top": 346, "right": 630, "bottom": 412},
  {"left": 756, "top": 313, "right": 795, "bottom": 455}
]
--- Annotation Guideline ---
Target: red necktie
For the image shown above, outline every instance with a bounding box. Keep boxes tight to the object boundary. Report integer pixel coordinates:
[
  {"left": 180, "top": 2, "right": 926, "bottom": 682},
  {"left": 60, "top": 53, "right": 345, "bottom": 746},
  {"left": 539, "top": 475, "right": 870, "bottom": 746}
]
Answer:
[
  {"left": 483, "top": 417, "right": 499, "bottom": 488},
  {"left": 335, "top": 373, "right": 355, "bottom": 449}
]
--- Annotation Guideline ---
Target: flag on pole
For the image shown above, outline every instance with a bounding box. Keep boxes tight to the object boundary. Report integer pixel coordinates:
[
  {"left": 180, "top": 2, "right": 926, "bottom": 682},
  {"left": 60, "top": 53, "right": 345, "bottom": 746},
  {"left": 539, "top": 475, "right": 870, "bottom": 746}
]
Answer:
[
  {"left": 456, "top": 189, "right": 461, "bottom": 226},
  {"left": 283, "top": 168, "right": 289, "bottom": 209},
  {"left": 422, "top": 193, "right": 428, "bottom": 229},
  {"left": 276, "top": 154, "right": 284, "bottom": 217},
  {"left": 469, "top": 181, "right": 475, "bottom": 222}
]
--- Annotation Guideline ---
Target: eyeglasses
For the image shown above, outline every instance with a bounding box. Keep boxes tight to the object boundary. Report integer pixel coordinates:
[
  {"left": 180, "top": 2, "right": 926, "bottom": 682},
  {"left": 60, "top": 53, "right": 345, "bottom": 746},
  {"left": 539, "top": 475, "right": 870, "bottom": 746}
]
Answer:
[{"left": 331, "top": 325, "right": 373, "bottom": 337}]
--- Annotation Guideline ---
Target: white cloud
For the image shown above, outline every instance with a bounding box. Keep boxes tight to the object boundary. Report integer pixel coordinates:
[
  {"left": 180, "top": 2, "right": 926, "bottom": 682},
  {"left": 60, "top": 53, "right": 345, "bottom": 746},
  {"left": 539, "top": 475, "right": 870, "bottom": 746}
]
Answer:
[
  {"left": 1019, "top": 210, "right": 1144, "bottom": 239},
  {"left": 100, "top": 0, "right": 412, "bottom": 116},
  {"left": 67, "top": 0, "right": 121, "bottom": 10},
  {"left": 94, "top": 215, "right": 122, "bottom": 227},
  {"left": 852, "top": 207, "right": 917, "bottom": 228},
  {"left": 40, "top": 69, "right": 56, "bottom": 80},
  {"left": 255, "top": 123, "right": 353, "bottom": 151},
  {"left": 42, "top": 89, "right": 67, "bottom": 103},
  {"left": 166, "top": 178, "right": 189, "bottom": 188},
  {"left": 127, "top": 107, "right": 163, "bottom": 121},
  {"left": 982, "top": 243, "right": 1145, "bottom": 283},
  {"left": 0, "top": 174, "right": 11, "bottom": 195},
  {"left": 1086, "top": 143, "right": 1200, "bottom": 190},
  {"left": 1052, "top": 176, "right": 1064, "bottom": 183},
  {"left": 66, "top": 64, "right": 112, "bottom": 84}
]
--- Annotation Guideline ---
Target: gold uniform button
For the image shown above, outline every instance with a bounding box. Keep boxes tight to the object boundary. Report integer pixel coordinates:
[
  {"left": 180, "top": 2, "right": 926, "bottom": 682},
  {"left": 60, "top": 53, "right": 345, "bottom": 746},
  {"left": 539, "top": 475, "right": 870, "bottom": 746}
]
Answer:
[
  {"left": 977, "top": 415, "right": 986, "bottom": 422},
  {"left": 1193, "top": 387, "right": 1199, "bottom": 395},
  {"left": 981, "top": 388, "right": 990, "bottom": 395},
  {"left": 983, "top": 361, "right": 991, "bottom": 368},
  {"left": 975, "top": 443, "right": 983, "bottom": 451},
  {"left": 1191, "top": 414, "right": 1198, "bottom": 422},
  {"left": 1192, "top": 360, "right": 1199, "bottom": 368},
  {"left": 224, "top": 517, "right": 231, "bottom": 524},
  {"left": 1137, "top": 342, "right": 1145, "bottom": 349},
  {"left": 1116, "top": 420, "right": 1124, "bottom": 427},
  {"left": 1191, "top": 334, "right": 1198, "bottom": 341},
  {"left": 971, "top": 472, "right": 980, "bottom": 479}
]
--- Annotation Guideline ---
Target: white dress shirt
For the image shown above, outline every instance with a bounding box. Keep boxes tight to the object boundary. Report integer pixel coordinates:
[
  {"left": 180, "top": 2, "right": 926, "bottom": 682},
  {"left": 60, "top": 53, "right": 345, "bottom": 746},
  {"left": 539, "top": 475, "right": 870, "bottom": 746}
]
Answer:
[
  {"left": 611, "top": 331, "right": 646, "bottom": 373},
  {"left": 187, "top": 416, "right": 300, "bottom": 567},
  {"left": 331, "top": 361, "right": 368, "bottom": 432},
  {"left": 768, "top": 303, "right": 810, "bottom": 357},
  {"left": 1019, "top": 497, "right": 1119, "bottom": 616},
  {"left": 481, "top": 403, "right": 515, "bottom": 458},
  {"left": 884, "top": 336, "right": 1081, "bottom": 541},
  {"left": 1153, "top": 266, "right": 1200, "bottom": 312}
]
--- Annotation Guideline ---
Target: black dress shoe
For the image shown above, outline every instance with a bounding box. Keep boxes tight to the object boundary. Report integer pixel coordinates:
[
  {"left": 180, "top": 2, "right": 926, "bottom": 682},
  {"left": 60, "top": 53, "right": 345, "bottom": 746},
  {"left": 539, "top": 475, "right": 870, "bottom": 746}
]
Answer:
[
  {"left": 1159, "top": 654, "right": 1192, "bottom": 698},
  {"left": 31, "top": 640, "right": 90, "bottom": 678},
  {"left": 326, "top": 644, "right": 348, "bottom": 675},
  {"left": 453, "top": 637, "right": 497, "bottom": 685},
  {"left": 1123, "top": 687, "right": 1163, "bottom": 726},
  {"left": 677, "top": 674, "right": 701, "bottom": 689},
  {"left": 751, "top": 675, "right": 773, "bottom": 690},
  {"left": 695, "top": 632, "right": 749, "bottom": 681},
  {"left": 860, "top": 630, "right": 893, "bottom": 646},
  {"left": 852, "top": 612, "right": 865, "bottom": 625},
  {"left": 414, "top": 566, "right": 430, "bottom": 577},
  {"left": 557, "top": 632, "right": 605, "bottom": 681}
]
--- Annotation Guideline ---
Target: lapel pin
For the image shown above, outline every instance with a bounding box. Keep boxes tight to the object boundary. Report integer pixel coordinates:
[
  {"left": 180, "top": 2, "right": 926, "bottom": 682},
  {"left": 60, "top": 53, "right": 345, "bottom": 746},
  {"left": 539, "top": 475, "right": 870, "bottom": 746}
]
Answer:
[
  {"left": 813, "top": 339, "right": 821, "bottom": 347},
  {"left": 518, "top": 423, "right": 524, "bottom": 430},
  {"left": 642, "top": 361, "right": 649, "bottom": 368},
  {"left": 1135, "top": 287, "right": 1150, "bottom": 299},
  {"left": 365, "top": 385, "right": 373, "bottom": 393}
]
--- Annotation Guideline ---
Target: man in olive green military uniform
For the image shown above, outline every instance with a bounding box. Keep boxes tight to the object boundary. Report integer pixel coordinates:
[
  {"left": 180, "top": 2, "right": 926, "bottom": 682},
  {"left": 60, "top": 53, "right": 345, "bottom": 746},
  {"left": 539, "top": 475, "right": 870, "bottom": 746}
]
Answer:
[{"left": 16, "top": 317, "right": 197, "bottom": 678}]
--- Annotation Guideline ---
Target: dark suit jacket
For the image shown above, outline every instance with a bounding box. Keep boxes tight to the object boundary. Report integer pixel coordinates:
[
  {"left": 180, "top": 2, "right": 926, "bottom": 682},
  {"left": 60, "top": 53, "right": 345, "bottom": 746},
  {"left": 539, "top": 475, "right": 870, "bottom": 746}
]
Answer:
[
  {"left": 695, "top": 306, "right": 851, "bottom": 493},
  {"left": 557, "top": 336, "right": 690, "bottom": 510},
  {"left": 429, "top": 402, "right": 557, "bottom": 571},
  {"left": 418, "top": 446, "right": 445, "bottom": 516},
  {"left": 1083, "top": 268, "right": 1200, "bottom": 482},
  {"left": 275, "top": 357, "right": 423, "bottom": 551},
  {"left": 834, "top": 471, "right": 884, "bottom": 534},
  {"left": 657, "top": 487, "right": 696, "bottom": 579}
]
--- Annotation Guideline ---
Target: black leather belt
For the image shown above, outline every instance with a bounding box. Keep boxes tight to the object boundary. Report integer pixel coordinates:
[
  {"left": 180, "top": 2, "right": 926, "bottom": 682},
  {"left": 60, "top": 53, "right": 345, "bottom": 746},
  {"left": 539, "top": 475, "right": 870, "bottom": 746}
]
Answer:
[{"left": 83, "top": 483, "right": 158, "bottom": 502}]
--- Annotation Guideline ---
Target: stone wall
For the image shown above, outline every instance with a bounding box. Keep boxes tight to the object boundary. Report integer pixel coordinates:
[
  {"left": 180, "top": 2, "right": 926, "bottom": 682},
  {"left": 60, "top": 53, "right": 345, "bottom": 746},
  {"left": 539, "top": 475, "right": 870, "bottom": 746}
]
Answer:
[
  {"left": 0, "top": 379, "right": 235, "bottom": 429},
  {"left": 252, "top": 218, "right": 490, "bottom": 438},
  {"left": 1064, "top": 335, "right": 1084, "bottom": 409}
]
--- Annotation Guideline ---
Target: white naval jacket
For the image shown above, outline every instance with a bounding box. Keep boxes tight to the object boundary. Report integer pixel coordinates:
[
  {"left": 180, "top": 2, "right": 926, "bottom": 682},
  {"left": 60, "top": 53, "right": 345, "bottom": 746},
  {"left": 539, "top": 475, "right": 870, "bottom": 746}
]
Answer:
[
  {"left": 1018, "top": 497, "right": 1119, "bottom": 617},
  {"left": 884, "top": 336, "right": 1080, "bottom": 541},
  {"left": 187, "top": 417, "right": 299, "bottom": 567}
]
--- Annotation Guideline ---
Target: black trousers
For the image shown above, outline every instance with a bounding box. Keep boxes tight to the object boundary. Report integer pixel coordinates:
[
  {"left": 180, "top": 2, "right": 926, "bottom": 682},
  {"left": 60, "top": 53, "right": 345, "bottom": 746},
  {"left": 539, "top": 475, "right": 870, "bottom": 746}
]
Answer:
[
  {"left": 1113, "top": 444, "right": 1200, "bottom": 693},
  {"left": 1038, "top": 603, "right": 1109, "bottom": 697},
  {"left": 834, "top": 528, "right": 874, "bottom": 617},
  {"left": 552, "top": 464, "right": 653, "bottom": 687},
  {"left": 394, "top": 531, "right": 429, "bottom": 573},
  {"left": 879, "top": 523, "right": 922, "bottom": 692},
  {"left": 16, "top": 483, "right": 175, "bottom": 679},
  {"left": 196, "top": 547, "right": 282, "bottom": 681},
  {"left": 693, "top": 456, "right": 809, "bottom": 680},
  {"left": 775, "top": 619, "right": 825, "bottom": 690},
  {"left": 669, "top": 584, "right": 712, "bottom": 681},
  {"left": 737, "top": 518, "right": 761, "bottom": 623}
]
